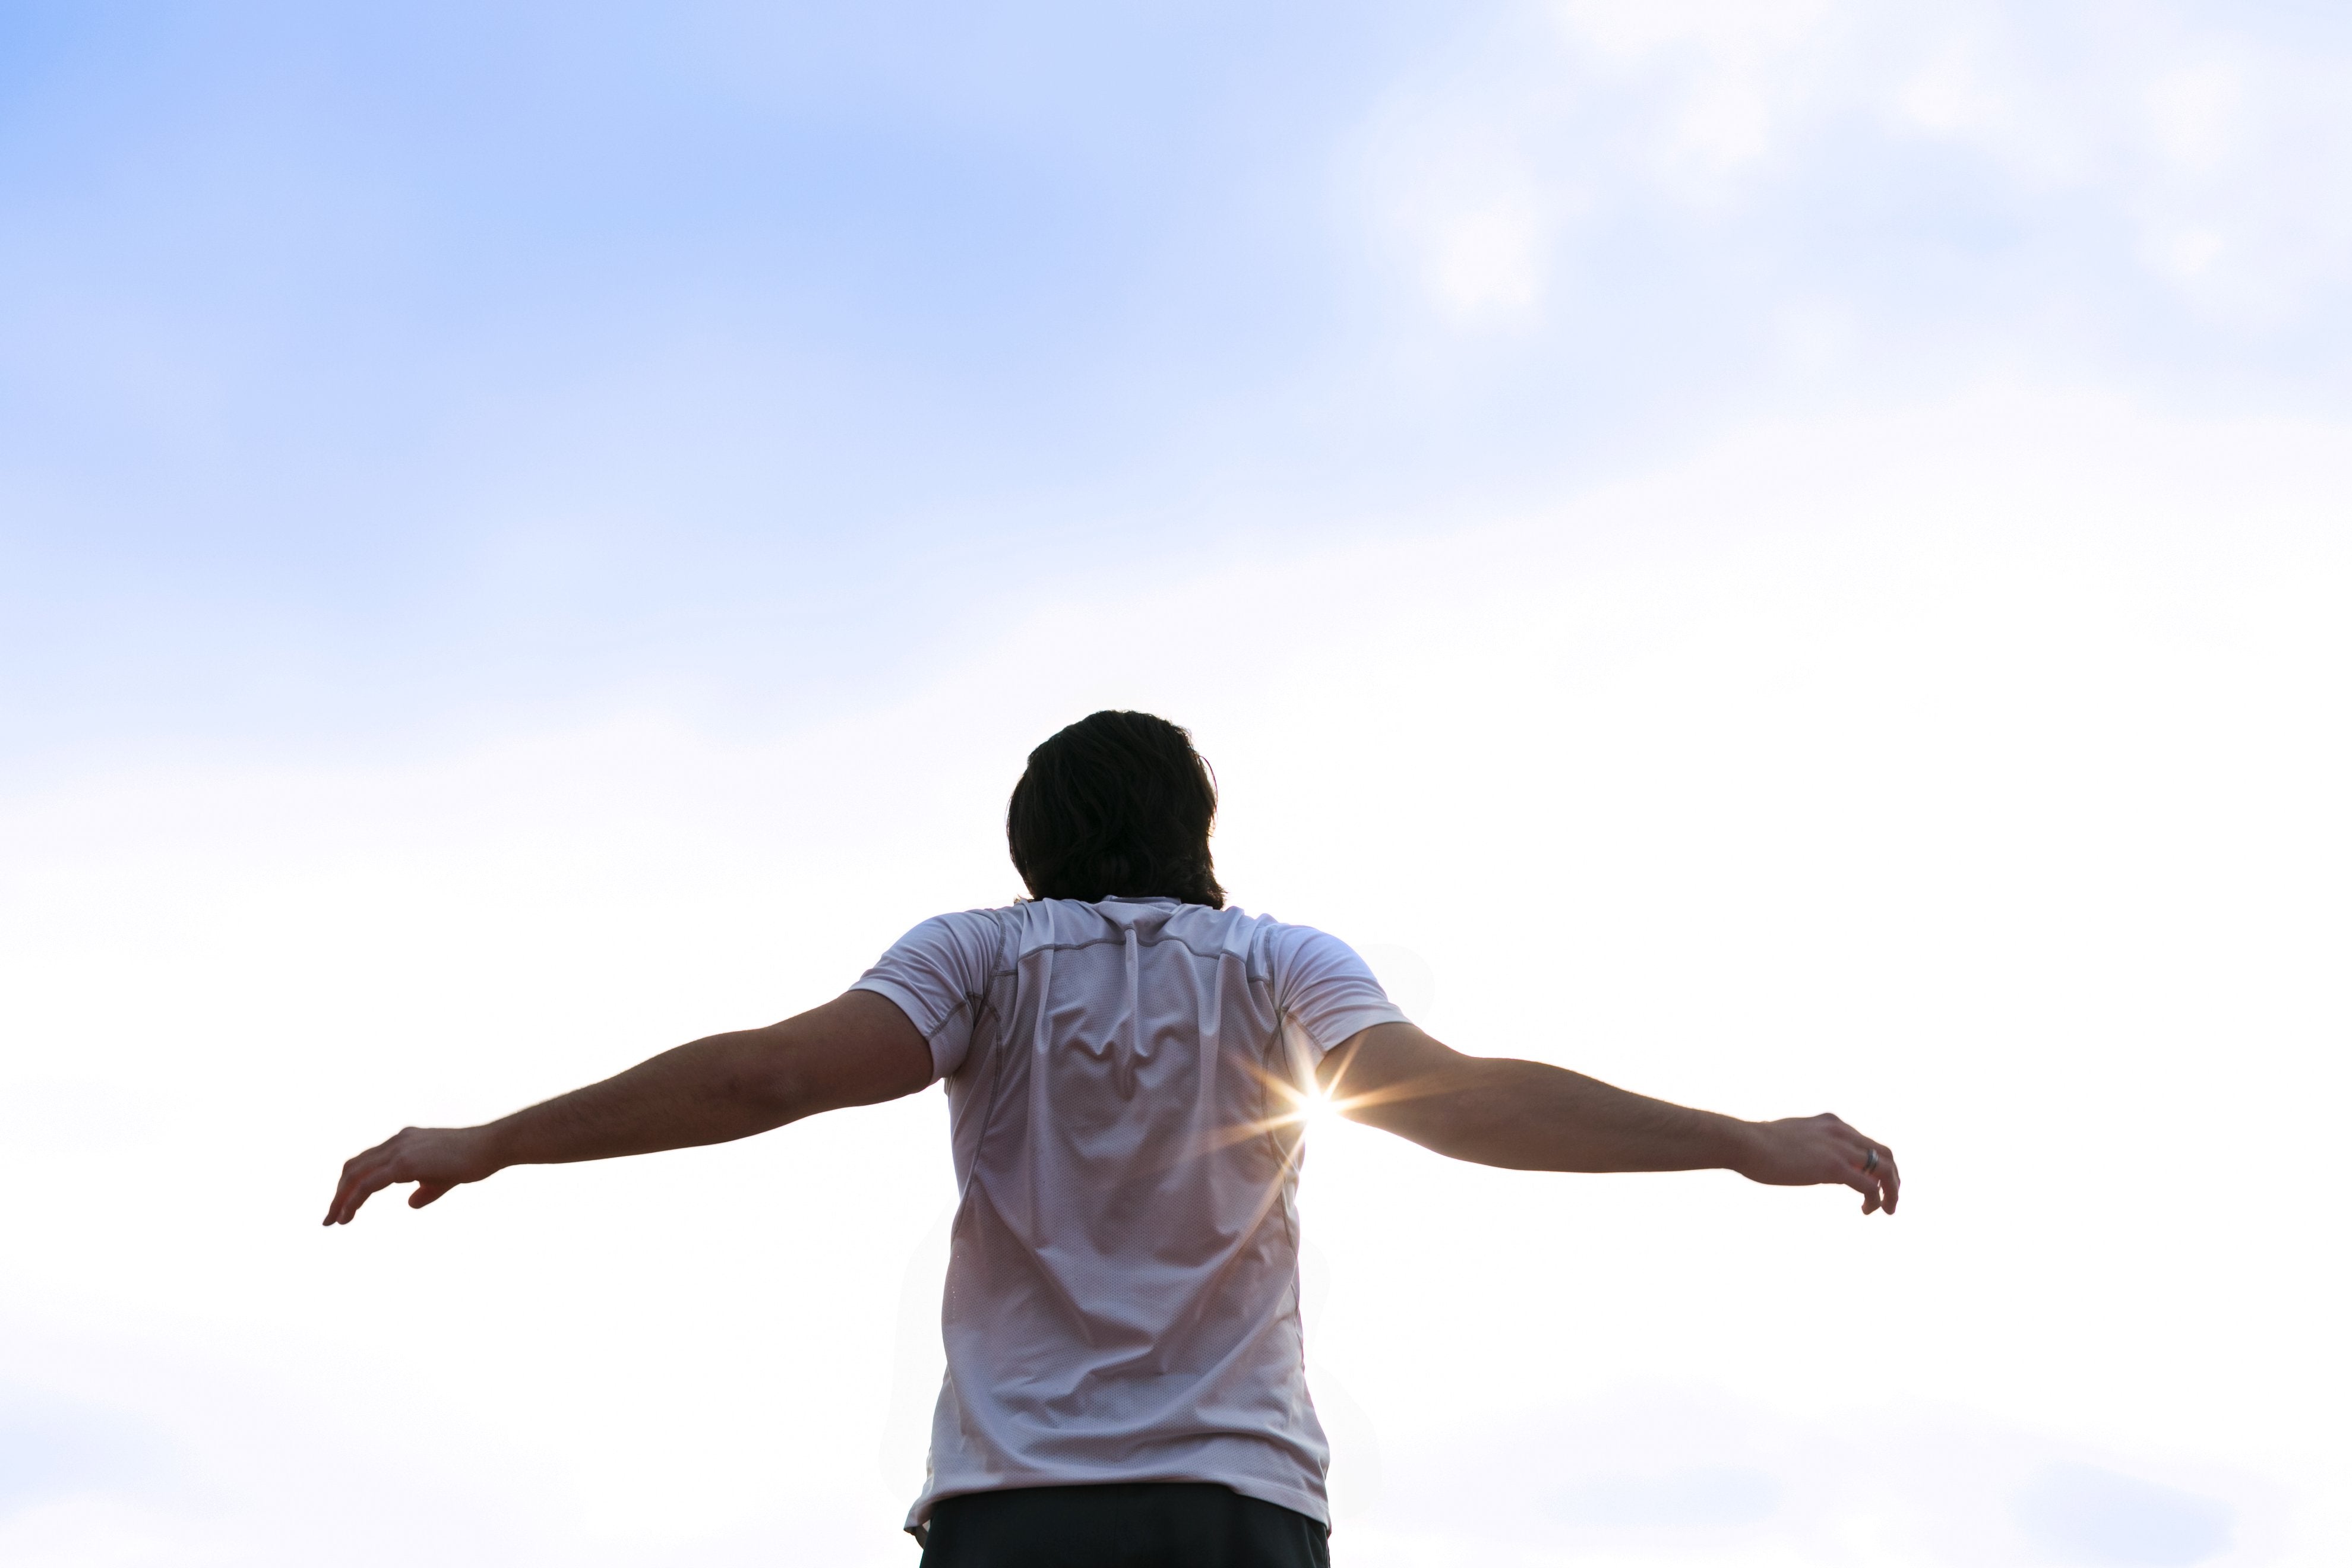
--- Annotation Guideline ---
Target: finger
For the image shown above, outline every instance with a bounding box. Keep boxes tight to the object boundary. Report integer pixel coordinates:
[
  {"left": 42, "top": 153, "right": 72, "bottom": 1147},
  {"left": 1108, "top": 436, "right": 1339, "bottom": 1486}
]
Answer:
[
  {"left": 1829, "top": 1130, "right": 1884, "bottom": 1211},
  {"left": 1855, "top": 1157, "right": 1893, "bottom": 1215},
  {"left": 331, "top": 1158, "right": 401, "bottom": 1225},
  {"left": 1838, "top": 1166, "right": 1879, "bottom": 1214},
  {"left": 409, "top": 1181, "right": 453, "bottom": 1209},
  {"left": 1842, "top": 1146, "right": 1882, "bottom": 1213},
  {"left": 325, "top": 1161, "right": 372, "bottom": 1226},
  {"left": 1847, "top": 1132, "right": 1898, "bottom": 1216},
  {"left": 326, "top": 1142, "right": 396, "bottom": 1225}
]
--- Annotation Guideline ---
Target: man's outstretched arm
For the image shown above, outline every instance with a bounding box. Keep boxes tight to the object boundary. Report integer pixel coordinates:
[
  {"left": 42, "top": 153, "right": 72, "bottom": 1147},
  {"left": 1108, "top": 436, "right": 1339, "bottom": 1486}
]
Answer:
[
  {"left": 323, "top": 990, "right": 931, "bottom": 1225},
  {"left": 1318, "top": 1022, "right": 1899, "bottom": 1214}
]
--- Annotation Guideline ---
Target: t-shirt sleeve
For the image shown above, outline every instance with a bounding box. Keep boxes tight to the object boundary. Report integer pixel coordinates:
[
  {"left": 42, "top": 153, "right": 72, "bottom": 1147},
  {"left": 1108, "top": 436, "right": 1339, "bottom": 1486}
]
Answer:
[
  {"left": 1267, "top": 923, "right": 1411, "bottom": 1057},
  {"left": 851, "top": 910, "right": 1002, "bottom": 1081}
]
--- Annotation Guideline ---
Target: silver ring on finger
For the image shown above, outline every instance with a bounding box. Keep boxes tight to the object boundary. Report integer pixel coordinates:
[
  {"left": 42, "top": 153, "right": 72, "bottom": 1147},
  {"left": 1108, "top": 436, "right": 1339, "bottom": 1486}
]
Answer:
[{"left": 1863, "top": 1148, "right": 1879, "bottom": 1173}]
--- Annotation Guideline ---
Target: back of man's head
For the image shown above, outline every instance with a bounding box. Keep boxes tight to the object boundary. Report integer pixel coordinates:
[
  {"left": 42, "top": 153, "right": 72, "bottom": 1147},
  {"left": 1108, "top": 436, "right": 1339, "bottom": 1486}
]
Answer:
[{"left": 1007, "top": 711, "right": 1225, "bottom": 909}]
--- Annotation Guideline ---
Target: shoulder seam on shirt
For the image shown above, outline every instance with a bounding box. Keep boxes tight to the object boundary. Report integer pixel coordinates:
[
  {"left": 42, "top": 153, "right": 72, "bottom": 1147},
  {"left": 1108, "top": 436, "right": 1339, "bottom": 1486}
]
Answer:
[{"left": 985, "top": 930, "right": 1256, "bottom": 979}]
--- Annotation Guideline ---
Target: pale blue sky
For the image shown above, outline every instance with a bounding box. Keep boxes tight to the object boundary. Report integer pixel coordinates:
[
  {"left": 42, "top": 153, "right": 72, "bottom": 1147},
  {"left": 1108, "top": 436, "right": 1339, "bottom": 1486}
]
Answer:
[{"left": 8, "top": 0, "right": 2348, "bottom": 769}]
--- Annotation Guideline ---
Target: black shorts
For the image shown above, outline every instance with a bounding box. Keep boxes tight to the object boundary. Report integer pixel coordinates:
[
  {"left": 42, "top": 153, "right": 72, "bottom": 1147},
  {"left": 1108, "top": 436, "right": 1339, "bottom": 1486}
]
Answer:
[{"left": 916, "top": 1482, "right": 1332, "bottom": 1568}]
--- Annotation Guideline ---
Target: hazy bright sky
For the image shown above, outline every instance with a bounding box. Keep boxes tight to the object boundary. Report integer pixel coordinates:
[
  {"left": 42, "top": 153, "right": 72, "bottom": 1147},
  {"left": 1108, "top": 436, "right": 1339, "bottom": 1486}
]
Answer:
[{"left": 4, "top": 4, "right": 2348, "bottom": 1566}]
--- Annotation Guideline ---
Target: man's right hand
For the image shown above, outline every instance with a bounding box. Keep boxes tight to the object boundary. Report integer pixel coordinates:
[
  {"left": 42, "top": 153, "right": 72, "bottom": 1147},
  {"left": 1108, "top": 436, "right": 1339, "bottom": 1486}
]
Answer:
[
  {"left": 324, "top": 1125, "right": 502, "bottom": 1225},
  {"left": 1735, "top": 1112, "right": 1900, "bottom": 1214}
]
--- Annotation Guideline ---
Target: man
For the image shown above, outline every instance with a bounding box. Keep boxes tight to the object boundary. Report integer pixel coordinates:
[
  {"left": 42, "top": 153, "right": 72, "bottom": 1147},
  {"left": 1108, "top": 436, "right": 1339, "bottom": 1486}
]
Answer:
[{"left": 326, "top": 710, "right": 1899, "bottom": 1567}]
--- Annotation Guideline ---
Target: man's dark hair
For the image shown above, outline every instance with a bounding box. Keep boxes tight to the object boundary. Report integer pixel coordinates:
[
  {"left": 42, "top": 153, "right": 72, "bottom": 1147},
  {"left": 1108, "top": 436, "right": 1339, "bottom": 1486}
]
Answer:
[{"left": 1007, "top": 711, "right": 1225, "bottom": 908}]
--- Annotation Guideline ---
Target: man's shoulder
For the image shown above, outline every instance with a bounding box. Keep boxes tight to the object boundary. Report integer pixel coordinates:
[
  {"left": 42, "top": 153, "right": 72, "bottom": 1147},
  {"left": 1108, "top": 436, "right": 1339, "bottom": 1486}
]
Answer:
[{"left": 880, "top": 904, "right": 1020, "bottom": 965}]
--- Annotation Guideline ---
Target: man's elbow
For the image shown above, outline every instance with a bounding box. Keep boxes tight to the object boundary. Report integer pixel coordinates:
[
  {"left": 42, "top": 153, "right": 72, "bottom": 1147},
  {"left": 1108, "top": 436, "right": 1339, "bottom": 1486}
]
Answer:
[{"left": 713, "top": 1031, "right": 817, "bottom": 1127}]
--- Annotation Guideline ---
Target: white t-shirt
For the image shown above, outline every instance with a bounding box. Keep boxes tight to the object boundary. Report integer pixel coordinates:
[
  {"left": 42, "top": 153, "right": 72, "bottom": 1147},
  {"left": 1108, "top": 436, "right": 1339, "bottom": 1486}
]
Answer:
[{"left": 852, "top": 895, "right": 1407, "bottom": 1533}]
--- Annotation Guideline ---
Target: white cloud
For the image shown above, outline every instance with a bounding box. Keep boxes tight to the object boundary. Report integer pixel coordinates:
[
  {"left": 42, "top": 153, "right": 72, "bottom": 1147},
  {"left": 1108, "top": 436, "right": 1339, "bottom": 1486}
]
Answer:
[
  {"left": 1353, "top": 2, "right": 2352, "bottom": 331},
  {"left": 1553, "top": 0, "right": 1836, "bottom": 176},
  {"left": 1551, "top": 0, "right": 1834, "bottom": 63},
  {"left": 1428, "top": 192, "right": 1552, "bottom": 317},
  {"left": 1357, "top": 101, "right": 1564, "bottom": 325},
  {"left": 2144, "top": 62, "right": 2244, "bottom": 175}
]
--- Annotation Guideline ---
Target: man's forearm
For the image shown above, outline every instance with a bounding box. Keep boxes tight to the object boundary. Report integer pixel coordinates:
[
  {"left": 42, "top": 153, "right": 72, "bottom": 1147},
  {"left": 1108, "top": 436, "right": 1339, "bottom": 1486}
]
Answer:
[
  {"left": 1374, "top": 1055, "right": 1758, "bottom": 1174},
  {"left": 480, "top": 1030, "right": 795, "bottom": 1168}
]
